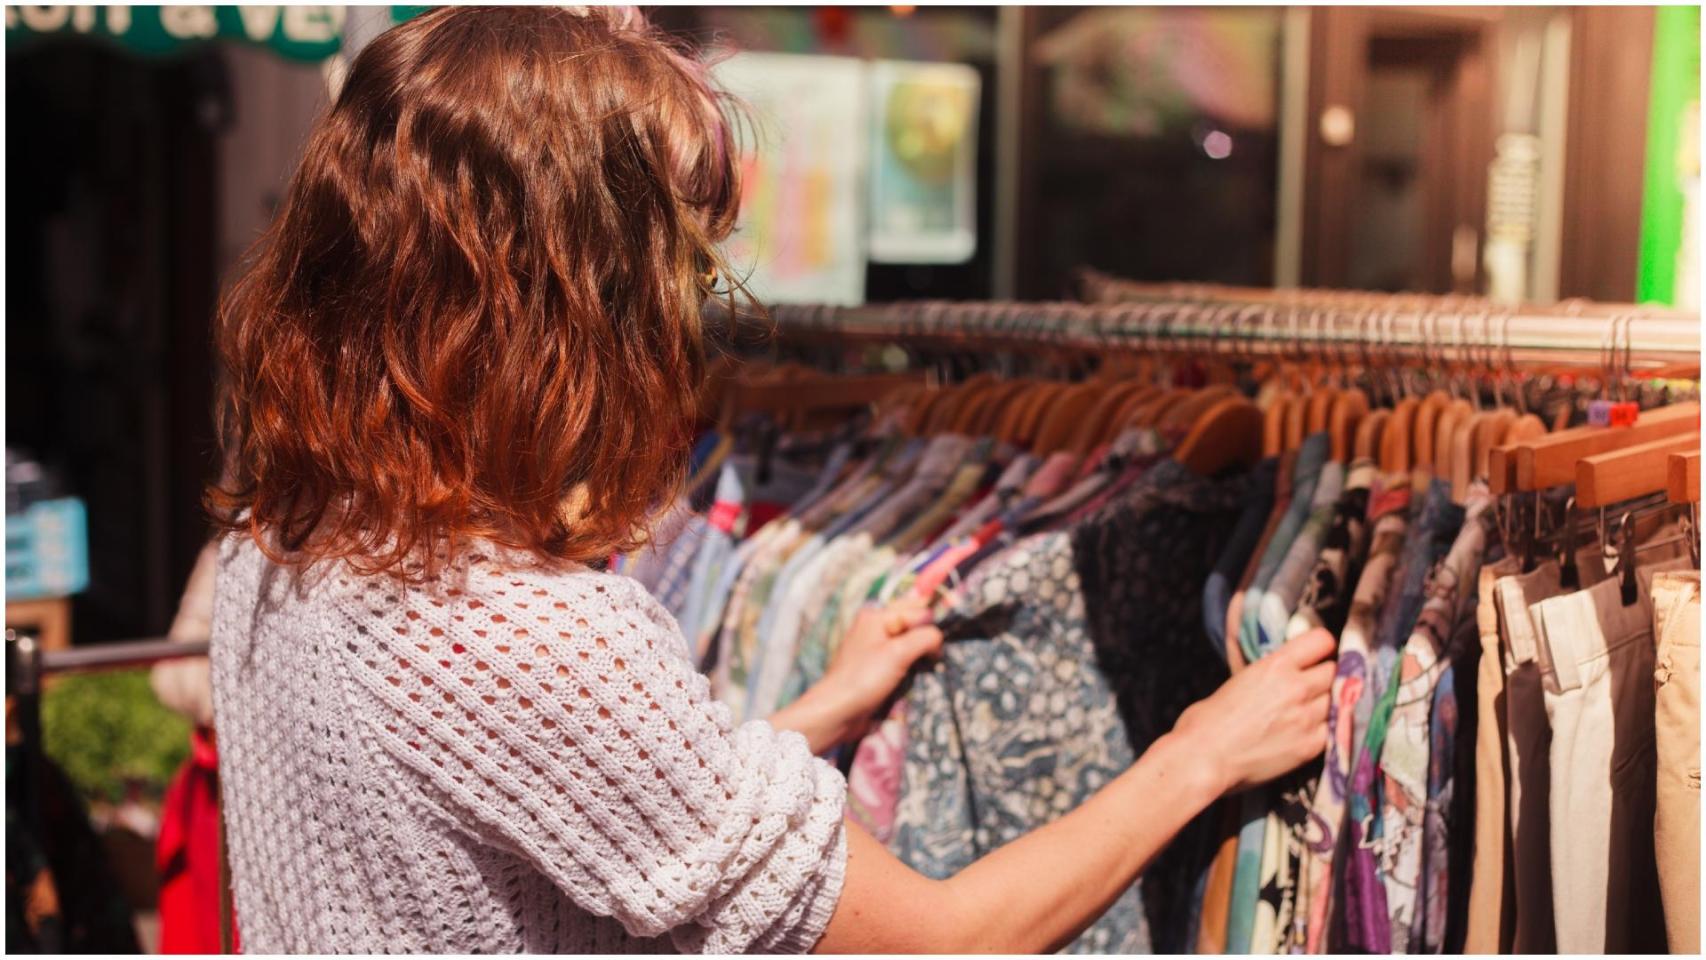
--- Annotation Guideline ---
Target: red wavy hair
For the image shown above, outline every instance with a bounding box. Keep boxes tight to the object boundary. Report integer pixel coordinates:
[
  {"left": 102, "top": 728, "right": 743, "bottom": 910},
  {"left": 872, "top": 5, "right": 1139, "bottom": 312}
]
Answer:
[{"left": 208, "top": 6, "right": 743, "bottom": 577}]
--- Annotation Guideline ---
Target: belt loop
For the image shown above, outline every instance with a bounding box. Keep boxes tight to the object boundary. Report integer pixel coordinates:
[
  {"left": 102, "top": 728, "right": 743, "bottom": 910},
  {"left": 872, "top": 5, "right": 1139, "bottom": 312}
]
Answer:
[{"left": 1537, "top": 607, "right": 1583, "bottom": 693}]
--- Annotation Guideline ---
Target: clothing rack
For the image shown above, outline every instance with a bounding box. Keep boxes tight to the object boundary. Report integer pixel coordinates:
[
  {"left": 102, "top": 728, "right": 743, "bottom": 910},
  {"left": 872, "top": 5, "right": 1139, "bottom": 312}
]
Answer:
[{"left": 710, "top": 297, "right": 1701, "bottom": 370}]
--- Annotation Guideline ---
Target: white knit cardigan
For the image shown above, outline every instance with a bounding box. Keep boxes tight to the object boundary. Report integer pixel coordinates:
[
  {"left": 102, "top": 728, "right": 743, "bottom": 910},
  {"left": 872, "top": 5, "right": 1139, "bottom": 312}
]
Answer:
[{"left": 210, "top": 534, "right": 848, "bottom": 953}]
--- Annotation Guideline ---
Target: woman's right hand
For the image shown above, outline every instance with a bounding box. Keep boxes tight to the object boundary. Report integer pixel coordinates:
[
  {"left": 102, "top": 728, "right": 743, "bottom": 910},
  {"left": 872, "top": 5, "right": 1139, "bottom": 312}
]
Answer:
[{"left": 1173, "top": 627, "right": 1336, "bottom": 795}]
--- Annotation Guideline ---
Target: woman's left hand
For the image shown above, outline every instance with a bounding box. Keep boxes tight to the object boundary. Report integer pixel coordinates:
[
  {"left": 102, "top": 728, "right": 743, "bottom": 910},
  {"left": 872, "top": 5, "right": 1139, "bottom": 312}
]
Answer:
[{"left": 769, "top": 597, "right": 943, "bottom": 752}]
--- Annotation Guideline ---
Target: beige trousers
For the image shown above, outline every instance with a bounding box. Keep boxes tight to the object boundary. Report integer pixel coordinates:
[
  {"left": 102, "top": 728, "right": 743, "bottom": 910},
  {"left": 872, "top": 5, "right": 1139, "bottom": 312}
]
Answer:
[
  {"left": 1651, "top": 570, "right": 1700, "bottom": 955},
  {"left": 1462, "top": 559, "right": 1517, "bottom": 953}
]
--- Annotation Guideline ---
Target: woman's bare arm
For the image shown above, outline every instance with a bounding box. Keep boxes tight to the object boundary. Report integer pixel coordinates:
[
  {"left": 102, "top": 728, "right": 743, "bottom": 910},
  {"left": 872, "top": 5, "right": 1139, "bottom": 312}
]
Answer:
[{"left": 809, "top": 628, "right": 1336, "bottom": 954}]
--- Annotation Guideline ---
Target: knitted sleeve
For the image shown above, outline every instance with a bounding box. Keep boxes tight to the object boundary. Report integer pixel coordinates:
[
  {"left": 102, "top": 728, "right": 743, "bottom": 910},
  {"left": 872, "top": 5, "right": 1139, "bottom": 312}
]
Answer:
[{"left": 335, "top": 558, "right": 849, "bottom": 953}]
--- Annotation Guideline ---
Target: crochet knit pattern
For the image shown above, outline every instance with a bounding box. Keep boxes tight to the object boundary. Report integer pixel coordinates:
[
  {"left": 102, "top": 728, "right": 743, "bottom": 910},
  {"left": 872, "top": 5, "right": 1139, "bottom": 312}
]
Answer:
[{"left": 210, "top": 535, "right": 848, "bottom": 953}]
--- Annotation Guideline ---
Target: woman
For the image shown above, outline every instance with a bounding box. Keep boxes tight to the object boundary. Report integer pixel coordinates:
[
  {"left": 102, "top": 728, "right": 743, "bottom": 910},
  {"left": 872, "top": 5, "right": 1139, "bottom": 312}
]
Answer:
[{"left": 208, "top": 7, "right": 1334, "bottom": 953}]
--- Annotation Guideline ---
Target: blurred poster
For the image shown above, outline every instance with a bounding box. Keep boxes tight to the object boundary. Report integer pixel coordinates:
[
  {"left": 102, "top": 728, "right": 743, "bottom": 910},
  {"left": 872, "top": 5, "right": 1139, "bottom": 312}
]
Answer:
[
  {"left": 713, "top": 52, "right": 867, "bottom": 305},
  {"left": 867, "top": 61, "right": 979, "bottom": 264}
]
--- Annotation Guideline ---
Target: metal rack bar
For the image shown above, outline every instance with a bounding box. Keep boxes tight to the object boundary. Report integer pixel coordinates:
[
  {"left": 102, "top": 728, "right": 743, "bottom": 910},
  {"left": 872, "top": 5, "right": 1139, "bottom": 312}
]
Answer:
[
  {"left": 38, "top": 637, "right": 209, "bottom": 674},
  {"left": 710, "top": 298, "right": 1701, "bottom": 369}
]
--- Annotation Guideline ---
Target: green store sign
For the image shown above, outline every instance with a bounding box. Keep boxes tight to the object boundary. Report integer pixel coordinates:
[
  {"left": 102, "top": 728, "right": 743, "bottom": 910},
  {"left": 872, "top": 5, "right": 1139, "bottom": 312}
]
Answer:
[{"left": 5, "top": 6, "right": 431, "bottom": 62}]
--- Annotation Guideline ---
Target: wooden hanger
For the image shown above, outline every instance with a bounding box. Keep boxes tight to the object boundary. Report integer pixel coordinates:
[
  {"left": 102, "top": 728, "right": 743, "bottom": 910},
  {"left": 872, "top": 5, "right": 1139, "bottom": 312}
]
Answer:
[
  {"left": 1411, "top": 390, "right": 1451, "bottom": 472},
  {"left": 1073, "top": 380, "right": 1150, "bottom": 452},
  {"left": 906, "top": 385, "right": 950, "bottom": 436},
  {"left": 1263, "top": 392, "right": 1295, "bottom": 457},
  {"left": 1328, "top": 388, "right": 1368, "bottom": 463},
  {"left": 1499, "top": 413, "right": 1547, "bottom": 446},
  {"left": 1175, "top": 396, "right": 1263, "bottom": 477},
  {"left": 1448, "top": 404, "right": 1489, "bottom": 502},
  {"left": 1433, "top": 399, "right": 1472, "bottom": 484},
  {"left": 1354, "top": 407, "right": 1390, "bottom": 462},
  {"left": 989, "top": 379, "right": 1045, "bottom": 441},
  {"left": 943, "top": 375, "right": 1008, "bottom": 436},
  {"left": 1380, "top": 396, "right": 1420, "bottom": 473},
  {"left": 1471, "top": 409, "right": 1517, "bottom": 482},
  {"left": 1305, "top": 386, "right": 1337, "bottom": 436},
  {"left": 1129, "top": 388, "right": 1191, "bottom": 429},
  {"left": 1010, "top": 382, "right": 1071, "bottom": 447},
  {"left": 1667, "top": 449, "right": 1700, "bottom": 504},
  {"left": 1109, "top": 385, "right": 1163, "bottom": 434},
  {"left": 1032, "top": 382, "right": 1105, "bottom": 454},
  {"left": 1283, "top": 388, "right": 1309, "bottom": 451},
  {"left": 730, "top": 370, "right": 929, "bottom": 432},
  {"left": 1513, "top": 401, "right": 1700, "bottom": 492},
  {"left": 1160, "top": 385, "right": 1240, "bottom": 433},
  {"left": 927, "top": 373, "right": 999, "bottom": 435},
  {"left": 970, "top": 379, "right": 1031, "bottom": 439},
  {"left": 1575, "top": 433, "right": 1704, "bottom": 508}
]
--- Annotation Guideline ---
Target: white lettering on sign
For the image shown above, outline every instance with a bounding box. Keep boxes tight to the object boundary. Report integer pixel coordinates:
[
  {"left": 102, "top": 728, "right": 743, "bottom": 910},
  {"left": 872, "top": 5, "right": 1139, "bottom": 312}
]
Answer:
[
  {"left": 159, "top": 5, "right": 217, "bottom": 40},
  {"left": 105, "top": 5, "right": 130, "bottom": 34},
  {"left": 237, "top": 5, "right": 278, "bottom": 42},
  {"left": 282, "top": 5, "right": 344, "bottom": 44},
  {"left": 17, "top": 6, "right": 71, "bottom": 31},
  {"left": 70, "top": 4, "right": 94, "bottom": 31}
]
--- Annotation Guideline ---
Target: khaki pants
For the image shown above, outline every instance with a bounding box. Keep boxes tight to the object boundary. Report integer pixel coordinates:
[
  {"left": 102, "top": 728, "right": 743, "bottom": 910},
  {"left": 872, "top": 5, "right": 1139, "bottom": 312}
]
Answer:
[
  {"left": 1529, "top": 557, "right": 1688, "bottom": 954},
  {"left": 1651, "top": 570, "right": 1700, "bottom": 955},
  {"left": 1462, "top": 560, "right": 1517, "bottom": 953}
]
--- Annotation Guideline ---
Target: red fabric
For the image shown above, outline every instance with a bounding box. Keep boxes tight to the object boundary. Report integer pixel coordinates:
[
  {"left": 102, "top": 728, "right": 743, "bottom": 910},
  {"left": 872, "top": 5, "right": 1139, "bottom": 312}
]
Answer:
[
  {"left": 156, "top": 728, "right": 237, "bottom": 953},
  {"left": 747, "top": 501, "right": 788, "bottom": 534}
]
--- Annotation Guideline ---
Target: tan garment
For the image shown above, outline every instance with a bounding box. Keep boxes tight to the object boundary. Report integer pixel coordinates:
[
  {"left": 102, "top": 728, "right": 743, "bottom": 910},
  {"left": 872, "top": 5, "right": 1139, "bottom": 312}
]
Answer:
[
  {"left": 1462, "top": 559, "right": 1517, "bottom": 953},
  {"left": 1195, "top": 804, "right": 1244, "bottom": 954},
  {"left": 1651, "top": 570, "right": 1700, "bottom": 955}
]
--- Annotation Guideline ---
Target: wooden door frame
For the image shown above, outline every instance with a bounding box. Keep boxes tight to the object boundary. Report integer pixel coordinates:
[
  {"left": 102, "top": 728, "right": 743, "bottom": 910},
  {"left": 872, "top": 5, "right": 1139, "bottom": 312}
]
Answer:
[
  {"left": 1300, "top": 7, "right": 1497, "bottom": 292},
  {"left": 1558, "top": 6, "right": 1655, "bottom": 302}
]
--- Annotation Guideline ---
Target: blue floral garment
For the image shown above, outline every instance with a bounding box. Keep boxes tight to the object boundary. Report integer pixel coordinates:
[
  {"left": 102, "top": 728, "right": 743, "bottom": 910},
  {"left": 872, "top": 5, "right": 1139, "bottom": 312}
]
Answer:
[
  {"left": 893, "top": 528, "right": 1149, "bottom": 953},
  {"left": 891, "top": 458, "right": 1249, "bottom": 954}
]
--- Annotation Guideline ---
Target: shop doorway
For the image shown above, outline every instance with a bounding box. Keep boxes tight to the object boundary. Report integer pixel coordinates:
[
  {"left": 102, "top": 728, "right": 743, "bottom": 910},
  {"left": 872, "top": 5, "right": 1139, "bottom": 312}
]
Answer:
[{"left": 1301, "top": 7, "right": 1495, "bottom": 293}]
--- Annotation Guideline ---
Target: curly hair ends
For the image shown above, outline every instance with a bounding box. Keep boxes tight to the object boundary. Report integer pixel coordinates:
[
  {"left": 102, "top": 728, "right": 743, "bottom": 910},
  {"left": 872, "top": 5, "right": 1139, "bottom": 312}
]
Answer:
[{"left": 208, "top": 5, "right": 745, "bottom": 578}]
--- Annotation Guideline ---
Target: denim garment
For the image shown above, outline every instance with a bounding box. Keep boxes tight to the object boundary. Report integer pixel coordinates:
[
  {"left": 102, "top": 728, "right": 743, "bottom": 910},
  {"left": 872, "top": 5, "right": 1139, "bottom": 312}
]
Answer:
[
  {"left": 1238, "top": 432, "right": 1330, "bottom": 664},
  {"left": 1203, "top": 456, "right": 1280, "bottom": 660}
]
